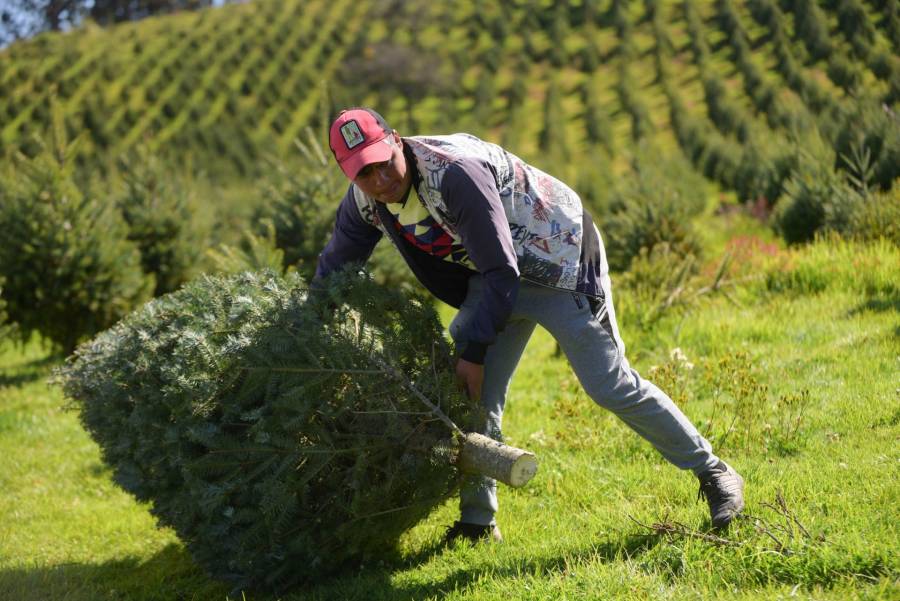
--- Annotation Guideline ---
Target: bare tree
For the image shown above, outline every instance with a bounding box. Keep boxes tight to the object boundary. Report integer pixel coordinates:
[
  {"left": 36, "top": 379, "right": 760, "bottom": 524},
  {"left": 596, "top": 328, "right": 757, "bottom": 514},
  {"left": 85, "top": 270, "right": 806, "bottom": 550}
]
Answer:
[
  {"left": 1, "top": 0, "right": 82, "bottom": 46},
  {"left": 1, "top": 0, "right": 226, "bottom": 47}
]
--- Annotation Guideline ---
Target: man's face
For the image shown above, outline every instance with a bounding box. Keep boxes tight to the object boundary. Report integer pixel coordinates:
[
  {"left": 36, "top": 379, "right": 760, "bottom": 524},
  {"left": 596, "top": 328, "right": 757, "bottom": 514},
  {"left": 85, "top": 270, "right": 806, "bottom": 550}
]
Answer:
[{"left": 352, "top": 132, "right": 412, "bottom": 204}]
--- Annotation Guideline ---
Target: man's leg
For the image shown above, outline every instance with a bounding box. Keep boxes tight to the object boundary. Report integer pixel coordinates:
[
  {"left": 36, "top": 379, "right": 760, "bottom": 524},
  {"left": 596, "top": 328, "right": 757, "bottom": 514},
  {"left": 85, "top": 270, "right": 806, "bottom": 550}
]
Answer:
[
  {"left": 522, "top": 279, "right": 744, "bottom": 526},
  {"left": 523, "top": 280, "right": 719, "bottom": 474},
  {"left": 448, "top": 277, "right": 536, "bottom": 527}
]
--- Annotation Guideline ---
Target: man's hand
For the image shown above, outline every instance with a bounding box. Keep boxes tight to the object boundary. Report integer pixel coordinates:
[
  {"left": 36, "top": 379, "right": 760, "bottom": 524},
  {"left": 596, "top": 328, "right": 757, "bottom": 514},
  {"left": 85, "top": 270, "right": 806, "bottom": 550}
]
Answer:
[{"left": 455, "top": 359, "right": 484, "bottom": 401}]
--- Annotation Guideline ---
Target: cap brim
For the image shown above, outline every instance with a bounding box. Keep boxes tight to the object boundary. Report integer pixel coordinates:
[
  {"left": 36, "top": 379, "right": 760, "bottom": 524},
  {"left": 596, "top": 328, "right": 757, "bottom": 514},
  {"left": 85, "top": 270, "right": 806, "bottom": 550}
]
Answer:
[{"left": 338, "top": 136, "right": 393, "bottom": 179}]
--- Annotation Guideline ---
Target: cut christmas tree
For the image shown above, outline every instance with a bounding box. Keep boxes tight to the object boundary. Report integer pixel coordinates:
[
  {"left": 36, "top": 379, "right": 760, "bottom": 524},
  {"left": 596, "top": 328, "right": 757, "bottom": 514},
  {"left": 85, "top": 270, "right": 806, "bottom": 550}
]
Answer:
[{"left": 55, "top": 269, "right": 536, "bottom": 591}]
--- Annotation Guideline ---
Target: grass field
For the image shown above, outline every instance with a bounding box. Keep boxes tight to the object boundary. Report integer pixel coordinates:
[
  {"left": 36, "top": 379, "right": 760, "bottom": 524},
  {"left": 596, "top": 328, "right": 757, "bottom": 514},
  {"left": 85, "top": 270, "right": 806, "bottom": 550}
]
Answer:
[{"left": 1, "top": 231, "right": 897, "bottom": 600}]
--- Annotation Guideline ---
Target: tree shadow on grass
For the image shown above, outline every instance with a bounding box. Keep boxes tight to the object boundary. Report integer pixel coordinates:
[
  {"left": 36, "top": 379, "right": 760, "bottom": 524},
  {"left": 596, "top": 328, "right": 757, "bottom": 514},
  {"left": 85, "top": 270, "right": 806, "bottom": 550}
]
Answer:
[
  {"left": 847, "top": 294, "right": 900, "bottom": 317},
  {"left": 279, "top": 531, "right": 662, "bottom": 601},
  {"left": 845, "top": 293, "right": 900, "bottom": 341},
  {"left": 0, "top": 532, "right": 662, "bottom": 601},
  {"left": 0, "top": 543, "right": 229, "bottom": 601},
  {"left": 0, "top": 352, "right": 63, "bottom": 388}
]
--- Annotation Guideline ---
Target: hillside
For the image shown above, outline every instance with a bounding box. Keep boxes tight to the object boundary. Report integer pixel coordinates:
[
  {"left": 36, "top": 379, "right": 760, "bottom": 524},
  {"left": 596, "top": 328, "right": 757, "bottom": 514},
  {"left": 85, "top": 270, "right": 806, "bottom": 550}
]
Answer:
[{"left": 1, "top": 0, "right": 898, "bottom": 200}]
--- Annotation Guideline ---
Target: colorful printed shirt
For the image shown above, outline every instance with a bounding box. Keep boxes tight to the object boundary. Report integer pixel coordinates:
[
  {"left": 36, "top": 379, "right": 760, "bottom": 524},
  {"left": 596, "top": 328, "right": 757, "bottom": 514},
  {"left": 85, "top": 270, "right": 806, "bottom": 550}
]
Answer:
[{"left": 387, "top": 186, "right": 474, "bottom": 269}]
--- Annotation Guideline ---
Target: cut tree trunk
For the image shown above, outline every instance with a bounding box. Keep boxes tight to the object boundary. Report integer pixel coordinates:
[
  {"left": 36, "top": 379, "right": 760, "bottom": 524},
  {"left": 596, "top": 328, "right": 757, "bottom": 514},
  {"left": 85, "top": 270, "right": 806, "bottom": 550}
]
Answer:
[{"left": 456, "top": 432, "right": 538, "bottom": 488}]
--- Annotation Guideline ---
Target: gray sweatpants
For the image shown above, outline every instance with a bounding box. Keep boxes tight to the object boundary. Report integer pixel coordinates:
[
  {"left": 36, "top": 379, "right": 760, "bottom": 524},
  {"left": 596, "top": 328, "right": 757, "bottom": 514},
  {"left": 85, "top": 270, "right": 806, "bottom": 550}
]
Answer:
[{"left": 448, "top": 275, "right": 719, "bottom": 526}]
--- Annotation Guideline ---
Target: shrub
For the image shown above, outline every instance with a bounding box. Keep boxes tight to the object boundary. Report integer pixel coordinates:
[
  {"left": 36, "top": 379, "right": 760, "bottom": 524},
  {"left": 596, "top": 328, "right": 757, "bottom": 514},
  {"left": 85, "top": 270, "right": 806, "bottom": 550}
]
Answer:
[
  {"left": 774, "top": 143, "right": 863, "bottom": 244},
  {"left": 56, "top": 269, "right": 479, "bottom": 591},
  {"left": 115, "top": 149, "right": 207, "bottom": 296},
  {"left": 601, "top": 146, "right": 705, "bottom": 271},
  {"left": 844, "top": 184, "right": 900, "bottom": 244},
  {"left": 0, "top": 132, "right": 151, "bottom": 352}
]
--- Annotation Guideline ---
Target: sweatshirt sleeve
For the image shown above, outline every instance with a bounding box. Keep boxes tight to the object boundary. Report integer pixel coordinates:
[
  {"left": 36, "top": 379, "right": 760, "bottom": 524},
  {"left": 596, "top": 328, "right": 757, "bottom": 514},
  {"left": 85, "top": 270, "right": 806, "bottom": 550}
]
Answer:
[
  {"left": 314, "top": 184, "right": 383, "bottom": 280},
  {"left": 441, "top": 158, "right": 520, "bottom": 364}
]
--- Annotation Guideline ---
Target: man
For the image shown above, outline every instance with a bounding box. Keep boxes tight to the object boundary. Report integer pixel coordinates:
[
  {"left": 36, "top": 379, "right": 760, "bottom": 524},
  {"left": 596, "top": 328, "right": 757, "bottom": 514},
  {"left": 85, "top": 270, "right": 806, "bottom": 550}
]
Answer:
[{"left": 315, "top": 107, "right": 745, "bottom": 543}]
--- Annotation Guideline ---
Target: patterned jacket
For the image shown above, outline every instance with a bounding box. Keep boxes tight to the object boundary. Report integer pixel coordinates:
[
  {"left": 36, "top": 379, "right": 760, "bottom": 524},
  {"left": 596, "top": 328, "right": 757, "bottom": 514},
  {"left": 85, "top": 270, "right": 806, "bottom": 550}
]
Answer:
[{"left": 315, "top": 133, "right": 607, "bottom": 363}]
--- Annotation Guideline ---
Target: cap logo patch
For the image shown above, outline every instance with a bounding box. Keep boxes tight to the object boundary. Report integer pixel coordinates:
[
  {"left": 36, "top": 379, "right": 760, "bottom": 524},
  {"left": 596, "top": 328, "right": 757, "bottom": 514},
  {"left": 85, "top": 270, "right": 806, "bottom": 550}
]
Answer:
[{"left": 340, "top": 120, "right": 365, "bottom": 149}]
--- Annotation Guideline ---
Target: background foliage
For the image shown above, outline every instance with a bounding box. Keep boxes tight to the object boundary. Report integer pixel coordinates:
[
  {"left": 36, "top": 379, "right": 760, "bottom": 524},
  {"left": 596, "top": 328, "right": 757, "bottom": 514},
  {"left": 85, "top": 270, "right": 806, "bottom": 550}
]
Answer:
[
  {"left": 0, "top": 115, "right": 151, "bottom": 352},
  {"left": 1, "top": 0, "right": 897, "bottom": 220}
]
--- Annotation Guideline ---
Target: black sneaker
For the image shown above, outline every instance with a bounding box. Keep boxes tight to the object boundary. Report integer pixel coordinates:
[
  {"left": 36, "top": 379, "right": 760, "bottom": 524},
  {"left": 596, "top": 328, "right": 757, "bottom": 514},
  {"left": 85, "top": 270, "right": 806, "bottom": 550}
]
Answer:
[
  {"left": 443, "top": 521, "right": 503, "bottom": 544},
  {"left": 698, "top": 461, "right": 745, "bottom": 528}
]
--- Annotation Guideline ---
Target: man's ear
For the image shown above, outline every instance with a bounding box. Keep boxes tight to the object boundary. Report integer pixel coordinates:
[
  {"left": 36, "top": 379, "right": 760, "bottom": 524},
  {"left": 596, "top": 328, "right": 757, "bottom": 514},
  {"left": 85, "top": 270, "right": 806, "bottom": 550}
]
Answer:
[{"left": 391, "top": 131, "right": 402, "bottom": 146}]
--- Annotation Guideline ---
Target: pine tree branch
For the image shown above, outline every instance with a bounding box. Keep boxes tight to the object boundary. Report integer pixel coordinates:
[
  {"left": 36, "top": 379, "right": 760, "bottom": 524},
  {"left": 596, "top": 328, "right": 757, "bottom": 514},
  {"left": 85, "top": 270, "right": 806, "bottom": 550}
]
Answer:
[
  {"left": 372, "top": 356, "right": 463, "bottom": 435},
  {"left": 244, "top": 366, "right": 387, "bottom": 375}
]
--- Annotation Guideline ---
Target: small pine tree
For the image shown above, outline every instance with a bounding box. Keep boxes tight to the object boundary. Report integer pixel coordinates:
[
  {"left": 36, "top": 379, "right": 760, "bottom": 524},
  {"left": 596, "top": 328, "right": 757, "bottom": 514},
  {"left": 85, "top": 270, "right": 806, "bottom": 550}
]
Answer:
[
  {"left": 845, "top": 183, "right": 900, "bottom": 244},
  {"left": 886, "top": 0, "right": 900, "bottom": 49},
  {"left": 826, "top": 55, "right": 862, "bottom": 93},
  {"left": 0, "top": 116, "right": 151, "bottom": 352},
  {"left": 616, "top": 63, "right": 653, "bottom": 142},
  {"left": 115, "top": 148, "right": 206, "bottom": 296},
  {"left": 474, "top": 68, "right": 497, "bottom": 126},
  {"left": 776, "top": 142, "right": 863, "bottom": 244},
  {"left": 549, "top": 3, "right": 570, "bottom": 68},
  {"left": 580, "top": 34, "right": 601, "bottom": 72},
  {"left": 792, "top": 0, "right": 832, "bottom": 61},
  {"left": 835, "top": 0, "right": 875, "bottom": 55},
  {"left": 580, "top": 80, "right": 614, "bottom": 153},
  {"left": 539, "top": 78, "right": 570, "bottom": 163}
]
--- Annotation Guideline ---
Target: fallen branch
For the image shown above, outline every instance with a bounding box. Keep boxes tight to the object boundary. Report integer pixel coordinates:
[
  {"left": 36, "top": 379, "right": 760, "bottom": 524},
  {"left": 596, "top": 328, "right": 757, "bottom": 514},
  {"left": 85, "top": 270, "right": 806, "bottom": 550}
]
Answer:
[
  {"left": 738, "top": 513, "right": 790, "bottom": 553},
  {"left": 739, "top": 489, "right": 822, "bottom": 555},
  {"left": 627, "top": 514, "right": 742, "bottom": 547}
]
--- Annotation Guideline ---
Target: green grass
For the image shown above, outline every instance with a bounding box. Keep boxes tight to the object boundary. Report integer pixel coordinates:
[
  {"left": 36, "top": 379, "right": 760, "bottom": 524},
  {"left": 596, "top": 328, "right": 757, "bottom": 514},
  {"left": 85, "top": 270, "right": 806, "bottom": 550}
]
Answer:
[{"left": 1, "top": 235, "right": 899, "bottom": 600}]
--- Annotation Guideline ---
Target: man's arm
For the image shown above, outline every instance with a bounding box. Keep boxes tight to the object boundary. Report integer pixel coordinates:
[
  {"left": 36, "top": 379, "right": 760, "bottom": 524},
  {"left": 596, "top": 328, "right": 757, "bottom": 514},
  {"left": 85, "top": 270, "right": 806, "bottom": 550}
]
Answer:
[
  {"left": 442, "top": 158, "right": 520, "bottom": 370},
  {"left": 314, "top": 184, "right": 383, "bottom": 280}
]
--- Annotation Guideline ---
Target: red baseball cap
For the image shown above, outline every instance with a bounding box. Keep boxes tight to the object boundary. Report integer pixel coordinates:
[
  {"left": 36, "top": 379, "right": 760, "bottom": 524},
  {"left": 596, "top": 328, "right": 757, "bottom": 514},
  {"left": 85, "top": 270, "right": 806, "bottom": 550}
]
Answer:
[{"left": 329, "top": 108, "right": 394, "bottom": 179}]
